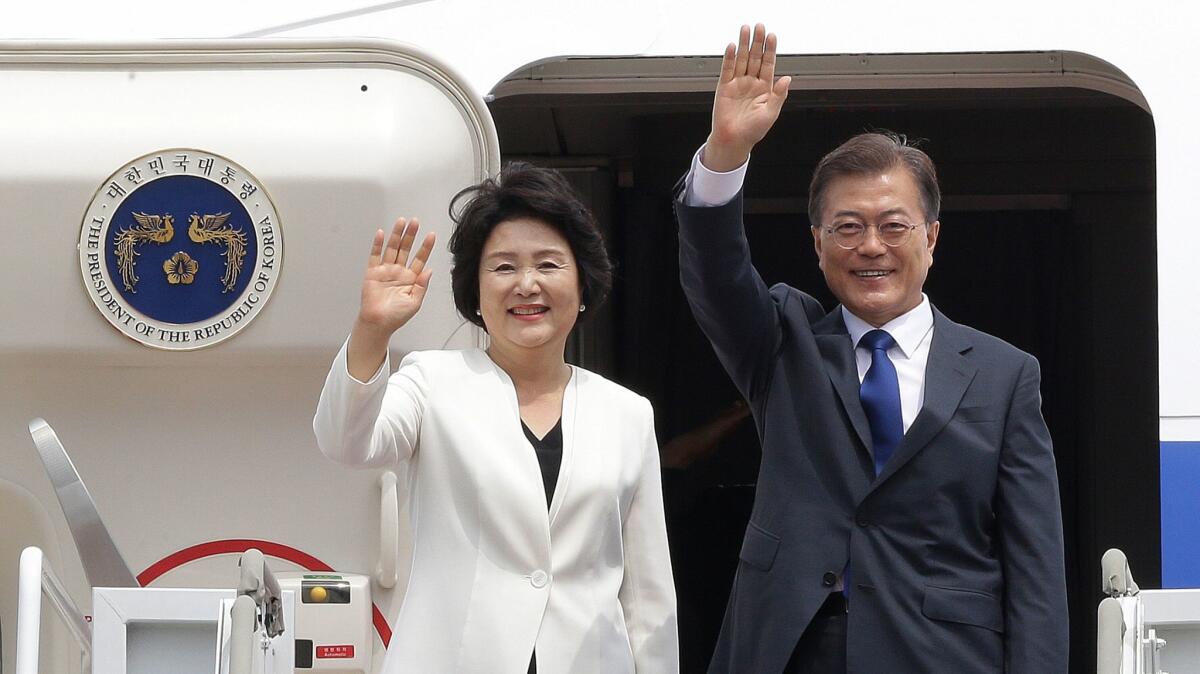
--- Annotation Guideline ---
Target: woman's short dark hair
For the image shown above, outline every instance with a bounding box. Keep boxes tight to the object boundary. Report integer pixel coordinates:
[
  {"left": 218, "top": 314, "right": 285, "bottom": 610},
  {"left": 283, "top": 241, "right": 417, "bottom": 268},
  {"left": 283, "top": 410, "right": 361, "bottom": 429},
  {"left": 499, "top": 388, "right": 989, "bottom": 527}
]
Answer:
[
  {"left": 808, "top": 131, "right": 941, "bottom": 228},
  {"left": 448, "top": 162, "right": 613, "bottom": 330}
]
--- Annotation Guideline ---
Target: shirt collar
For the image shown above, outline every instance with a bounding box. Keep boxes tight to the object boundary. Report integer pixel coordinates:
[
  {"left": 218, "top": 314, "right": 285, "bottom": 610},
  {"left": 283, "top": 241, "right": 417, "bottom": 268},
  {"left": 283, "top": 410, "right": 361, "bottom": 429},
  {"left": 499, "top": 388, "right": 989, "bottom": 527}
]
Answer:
[{"left": 842, "top": 295, "right": 934, "bottom": 359}]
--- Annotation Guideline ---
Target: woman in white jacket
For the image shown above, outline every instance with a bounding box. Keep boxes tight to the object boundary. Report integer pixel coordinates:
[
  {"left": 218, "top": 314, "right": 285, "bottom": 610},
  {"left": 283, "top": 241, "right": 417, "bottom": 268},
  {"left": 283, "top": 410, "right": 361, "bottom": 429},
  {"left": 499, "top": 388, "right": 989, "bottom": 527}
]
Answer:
[{"left": 314, "top": 164, "right": 678, "bottom": 673}]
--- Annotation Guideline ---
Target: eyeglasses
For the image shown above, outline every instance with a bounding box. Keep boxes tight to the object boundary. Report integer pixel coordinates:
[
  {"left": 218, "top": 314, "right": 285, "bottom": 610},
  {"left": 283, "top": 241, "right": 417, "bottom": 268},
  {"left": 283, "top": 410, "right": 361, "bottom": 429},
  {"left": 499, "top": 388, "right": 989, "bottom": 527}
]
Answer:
[{"left": 821, "top": 221, "right": 924, "bottom": 250}]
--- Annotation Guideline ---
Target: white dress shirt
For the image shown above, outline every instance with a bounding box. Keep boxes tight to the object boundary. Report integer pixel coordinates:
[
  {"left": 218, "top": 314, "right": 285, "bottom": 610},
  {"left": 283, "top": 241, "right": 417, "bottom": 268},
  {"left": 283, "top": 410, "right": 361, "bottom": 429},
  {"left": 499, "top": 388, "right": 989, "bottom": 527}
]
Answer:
[
  {"left": 841, "top": 301, "right": 933, "bottom": 433},
  {"left": 684, "top": 144, "right": 935, "bottom": 432}
]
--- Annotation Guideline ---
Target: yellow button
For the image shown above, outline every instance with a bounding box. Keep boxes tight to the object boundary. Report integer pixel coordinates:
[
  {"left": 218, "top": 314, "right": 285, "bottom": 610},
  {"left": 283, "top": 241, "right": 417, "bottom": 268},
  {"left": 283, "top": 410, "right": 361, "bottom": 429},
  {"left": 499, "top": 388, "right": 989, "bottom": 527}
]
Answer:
[{"left": 309, "top": 586, "right": 328, "bottom": 603}]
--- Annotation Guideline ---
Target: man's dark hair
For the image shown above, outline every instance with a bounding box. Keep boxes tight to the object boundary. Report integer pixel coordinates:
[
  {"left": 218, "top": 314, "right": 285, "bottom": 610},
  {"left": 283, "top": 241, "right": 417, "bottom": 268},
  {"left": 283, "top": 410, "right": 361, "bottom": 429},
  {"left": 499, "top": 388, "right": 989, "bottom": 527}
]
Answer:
[
  {"left": 807, "top": 131, "right": 941, "bottom": 227},
  {"left": 448, "top": 162, "right": 613, "bottom": 330}
]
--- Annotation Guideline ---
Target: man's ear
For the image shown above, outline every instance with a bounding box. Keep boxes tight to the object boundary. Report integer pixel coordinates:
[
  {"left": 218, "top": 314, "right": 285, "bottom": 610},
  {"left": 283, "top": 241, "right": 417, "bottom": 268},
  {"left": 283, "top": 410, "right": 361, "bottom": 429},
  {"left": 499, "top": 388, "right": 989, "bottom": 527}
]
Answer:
[
  {"left": 926, "top": 220, "right": 940, "bottom": 261},
  {"left": 812, "top": 225, "right": 825, "bottom": 269}
]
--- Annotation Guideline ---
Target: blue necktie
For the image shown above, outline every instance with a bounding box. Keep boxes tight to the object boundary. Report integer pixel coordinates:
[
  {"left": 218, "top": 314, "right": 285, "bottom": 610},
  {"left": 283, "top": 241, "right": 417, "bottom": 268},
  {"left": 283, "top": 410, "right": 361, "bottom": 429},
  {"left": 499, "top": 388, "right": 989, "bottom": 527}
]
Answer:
[
  {"left": 843, "top": 330, "right": 904, "bottom": 597},
  {"left": 859, "top": 329, "right": 903, "bottom": 476}
]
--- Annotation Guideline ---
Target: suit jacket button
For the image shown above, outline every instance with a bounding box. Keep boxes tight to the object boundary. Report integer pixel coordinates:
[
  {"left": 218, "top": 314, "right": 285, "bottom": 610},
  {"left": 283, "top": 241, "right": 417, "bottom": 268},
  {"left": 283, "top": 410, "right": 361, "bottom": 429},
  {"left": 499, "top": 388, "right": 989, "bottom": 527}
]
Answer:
[
  {"left": 822, "top": 572, "right": 837, "bottom": 587},
  {"left": 530, "top": 570, "right": 549, "bottom": 588},
  {"left": 856, "top": 515, "right": 870, "bottom": 527}
]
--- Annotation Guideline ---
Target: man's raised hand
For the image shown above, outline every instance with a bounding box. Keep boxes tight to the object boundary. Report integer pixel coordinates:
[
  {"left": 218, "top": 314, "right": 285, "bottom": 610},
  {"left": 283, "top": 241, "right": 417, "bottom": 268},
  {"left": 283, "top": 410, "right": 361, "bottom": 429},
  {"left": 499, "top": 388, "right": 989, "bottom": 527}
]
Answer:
[{"left": 704, "top": 24, "right": 791, "bottom": 172}]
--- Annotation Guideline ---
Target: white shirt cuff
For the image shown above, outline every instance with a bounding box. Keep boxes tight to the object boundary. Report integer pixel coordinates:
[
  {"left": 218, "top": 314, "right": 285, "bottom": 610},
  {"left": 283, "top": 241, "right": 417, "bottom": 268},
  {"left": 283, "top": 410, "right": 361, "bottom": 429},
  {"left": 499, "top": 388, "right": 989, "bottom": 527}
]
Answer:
[{"left": 683, "top": 144, "right": 748, "bottom": 207}]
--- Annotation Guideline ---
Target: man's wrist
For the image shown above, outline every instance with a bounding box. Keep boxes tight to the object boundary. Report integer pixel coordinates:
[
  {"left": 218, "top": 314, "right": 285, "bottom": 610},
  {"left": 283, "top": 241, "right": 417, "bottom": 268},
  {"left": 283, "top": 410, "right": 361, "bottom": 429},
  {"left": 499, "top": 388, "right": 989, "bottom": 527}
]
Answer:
[{"left": 701, "top": 136, "right": 751, "bottom": 173}]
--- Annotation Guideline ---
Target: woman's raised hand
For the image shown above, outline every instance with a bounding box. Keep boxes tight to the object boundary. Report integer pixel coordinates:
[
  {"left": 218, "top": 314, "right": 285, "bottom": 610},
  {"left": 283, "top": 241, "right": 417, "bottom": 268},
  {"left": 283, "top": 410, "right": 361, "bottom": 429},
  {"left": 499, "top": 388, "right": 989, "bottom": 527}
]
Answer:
[
  {"left": 358, "top": 217, "right": 436, "bottom": 336},
  {"left": 347, "top": 218, "right": 435, "bottom": 380},
  {"left": 704, "top": 23, "right": 791, "bottom": 173}
]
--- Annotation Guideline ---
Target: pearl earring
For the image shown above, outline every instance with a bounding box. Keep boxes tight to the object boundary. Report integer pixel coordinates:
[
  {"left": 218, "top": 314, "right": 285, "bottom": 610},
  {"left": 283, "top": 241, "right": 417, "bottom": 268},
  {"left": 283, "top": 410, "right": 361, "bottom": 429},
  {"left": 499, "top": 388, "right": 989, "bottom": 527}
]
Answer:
[
  {"left": 579, "top": 304, "right": 586, "bottom": 312},
  {"left": 475, "top": 308, "right": 481, "bottom": 316}
]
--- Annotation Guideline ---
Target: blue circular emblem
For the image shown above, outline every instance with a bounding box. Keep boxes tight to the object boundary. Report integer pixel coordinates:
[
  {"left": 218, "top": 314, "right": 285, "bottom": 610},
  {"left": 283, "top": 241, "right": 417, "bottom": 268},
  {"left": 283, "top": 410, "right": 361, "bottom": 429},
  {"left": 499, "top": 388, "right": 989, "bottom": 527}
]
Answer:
[
  {"left": 79, "top": 149, "right": 282, "bottom": 350},
  {"left": 107, "top": 174, "right": 258, "bottom": 324}
]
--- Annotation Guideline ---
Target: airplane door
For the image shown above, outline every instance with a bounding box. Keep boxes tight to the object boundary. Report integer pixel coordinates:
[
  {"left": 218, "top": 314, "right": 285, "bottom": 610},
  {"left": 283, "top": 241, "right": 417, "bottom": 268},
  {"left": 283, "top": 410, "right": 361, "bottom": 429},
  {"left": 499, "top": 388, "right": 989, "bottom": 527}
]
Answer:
[{"left": 0, "top": 39, "right": 499, "bottom": 673}]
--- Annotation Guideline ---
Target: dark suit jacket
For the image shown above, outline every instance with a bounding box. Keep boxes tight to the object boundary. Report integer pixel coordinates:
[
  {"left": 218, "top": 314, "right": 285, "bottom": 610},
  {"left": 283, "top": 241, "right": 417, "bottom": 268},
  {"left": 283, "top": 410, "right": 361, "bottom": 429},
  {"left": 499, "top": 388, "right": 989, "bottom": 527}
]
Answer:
[{"left": 675, "top": 192, "right": 1068, "bottom": 673}]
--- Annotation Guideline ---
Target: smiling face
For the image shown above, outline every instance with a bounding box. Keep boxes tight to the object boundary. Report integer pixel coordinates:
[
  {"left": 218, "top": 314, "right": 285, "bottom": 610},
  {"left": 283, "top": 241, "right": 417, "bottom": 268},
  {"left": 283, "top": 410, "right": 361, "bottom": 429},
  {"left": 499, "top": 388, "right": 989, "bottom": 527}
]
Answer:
[
  {"left": 478, "top": 217, "right": 582, "bottom": 355},
  {"left": 811, "top": 167, "right": 940, "bottom": 327}
]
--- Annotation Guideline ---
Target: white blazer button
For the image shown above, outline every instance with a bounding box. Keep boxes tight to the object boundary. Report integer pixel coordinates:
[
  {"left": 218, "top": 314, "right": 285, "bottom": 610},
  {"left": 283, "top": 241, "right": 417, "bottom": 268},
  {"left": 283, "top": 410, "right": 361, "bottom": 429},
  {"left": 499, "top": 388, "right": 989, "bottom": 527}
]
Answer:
[{"left": 530, "top": 570, "right": 549, "bottom": 588}]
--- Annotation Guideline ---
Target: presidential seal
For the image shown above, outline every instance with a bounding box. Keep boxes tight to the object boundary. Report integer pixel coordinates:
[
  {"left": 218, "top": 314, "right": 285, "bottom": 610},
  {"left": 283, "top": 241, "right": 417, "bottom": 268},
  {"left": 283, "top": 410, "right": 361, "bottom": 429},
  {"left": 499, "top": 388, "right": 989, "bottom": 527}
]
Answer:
[{"left": 78, "top": 150, "right": 282, "bottom": 350}]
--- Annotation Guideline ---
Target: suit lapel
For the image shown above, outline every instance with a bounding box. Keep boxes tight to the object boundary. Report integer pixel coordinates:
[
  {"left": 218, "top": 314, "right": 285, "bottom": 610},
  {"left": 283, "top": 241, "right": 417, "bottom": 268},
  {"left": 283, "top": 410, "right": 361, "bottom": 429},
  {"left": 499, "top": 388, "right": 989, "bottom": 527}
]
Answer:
[
  {"left": 869, "top": 308, "right": 978, "bottom": 491},
  {"left": 813, "top": 308, "right": 873, "bottom": 460},
  {"left": 479, "top": 350, "right": 557, "bottom": 553},
  {"left": 548, "top": 367, "right": 577, "bottom": 527}
]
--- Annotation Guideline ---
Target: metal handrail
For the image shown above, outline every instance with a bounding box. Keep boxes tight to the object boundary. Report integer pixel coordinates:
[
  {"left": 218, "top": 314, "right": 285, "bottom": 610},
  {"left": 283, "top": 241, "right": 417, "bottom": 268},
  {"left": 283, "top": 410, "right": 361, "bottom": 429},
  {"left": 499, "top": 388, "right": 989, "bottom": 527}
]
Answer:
[
  {"left": 1097, "top": 597, "right": 1124, "bottom": 674},
  {"left": 15, "top": 546, "right": 92, "bottom": 674},
  {"left": 226, "top": 595, "right": 257, "bottom": 674},
  {"left": 237, "top": 549, "right": 284, "bottom": 638},
  {"left": 376, "top": 470, "right": 399, "bottom": 589},
  {"left": 1102, "top": 548, "right": 1140, "bottom": 598}
]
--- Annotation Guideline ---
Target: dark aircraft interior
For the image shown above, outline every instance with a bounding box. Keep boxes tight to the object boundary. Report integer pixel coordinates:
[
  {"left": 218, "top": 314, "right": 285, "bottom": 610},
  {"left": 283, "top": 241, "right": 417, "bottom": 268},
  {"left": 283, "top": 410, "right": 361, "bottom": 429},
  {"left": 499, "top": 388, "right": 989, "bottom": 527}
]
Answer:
[{"left": 489, "top": 51, "right": 1157, "bottom": 673}]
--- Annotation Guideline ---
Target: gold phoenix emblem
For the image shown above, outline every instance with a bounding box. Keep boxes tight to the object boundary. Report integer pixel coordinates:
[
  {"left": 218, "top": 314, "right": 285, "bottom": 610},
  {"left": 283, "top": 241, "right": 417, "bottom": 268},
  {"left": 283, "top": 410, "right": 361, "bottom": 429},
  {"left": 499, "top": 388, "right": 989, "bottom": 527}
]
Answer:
[
  {"left": 163, "top": 252, "right": 199, "bottom": 284},
  {"left": 188, "top": 213, "right": 247, "bottom": 293},
  {"left": 111, "top": 211, "right": 247, "bottom": 292},
  {"left": 114, "top": 212, "right": 175, "bottom": 292}
]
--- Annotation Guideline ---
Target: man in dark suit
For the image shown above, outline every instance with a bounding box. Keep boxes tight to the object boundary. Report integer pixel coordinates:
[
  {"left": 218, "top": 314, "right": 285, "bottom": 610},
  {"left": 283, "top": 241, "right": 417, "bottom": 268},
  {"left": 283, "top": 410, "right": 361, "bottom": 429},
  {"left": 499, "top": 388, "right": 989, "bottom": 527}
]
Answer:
[{"left": 675, "top": 24, "right": 1069, "bottom": 673}]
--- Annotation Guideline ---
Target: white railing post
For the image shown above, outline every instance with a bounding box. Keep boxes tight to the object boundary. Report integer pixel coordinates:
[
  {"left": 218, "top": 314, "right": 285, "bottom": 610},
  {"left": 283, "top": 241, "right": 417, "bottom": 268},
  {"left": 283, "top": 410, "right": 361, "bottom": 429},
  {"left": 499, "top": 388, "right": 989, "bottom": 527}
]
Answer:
[
  {"left": 15, "top": 547, "right": 44, "bottom": 674},
  {"left": 376, "top": 470, "right": 398, "bottom": 589},
  {"left": 227, "top": 595, "right": 258, "bottom": 674},
  {"left": 15, "top": 546, "right": 94, "bottom": 674}
]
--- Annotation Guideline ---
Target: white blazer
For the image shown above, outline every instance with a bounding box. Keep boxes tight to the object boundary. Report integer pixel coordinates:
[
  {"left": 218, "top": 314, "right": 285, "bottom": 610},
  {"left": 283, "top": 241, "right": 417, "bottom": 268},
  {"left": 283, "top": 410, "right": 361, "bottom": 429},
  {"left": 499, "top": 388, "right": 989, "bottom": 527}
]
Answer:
[{"left": 314, "top": 344, "right": 679, "bottom": 673}]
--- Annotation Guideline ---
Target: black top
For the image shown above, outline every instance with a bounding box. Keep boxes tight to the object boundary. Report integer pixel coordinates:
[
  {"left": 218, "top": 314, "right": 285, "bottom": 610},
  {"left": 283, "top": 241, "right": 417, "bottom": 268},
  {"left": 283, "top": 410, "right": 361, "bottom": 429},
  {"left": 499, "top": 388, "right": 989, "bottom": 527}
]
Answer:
[
  {"left": 521, "top": 418, "right": 563, "bottom": 509},
  {"left": 522, "top": 418, "right": 563, "bottom": 674}
]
